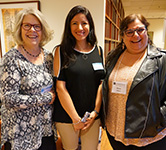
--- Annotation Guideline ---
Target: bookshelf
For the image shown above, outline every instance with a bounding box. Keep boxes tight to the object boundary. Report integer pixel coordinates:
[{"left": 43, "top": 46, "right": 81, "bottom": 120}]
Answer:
[
  {"left": 105, "top": 0, "right": 124, "bottom": 57},
  {"left": 102, "top": 2, "right": 124, "bottom": 148}
]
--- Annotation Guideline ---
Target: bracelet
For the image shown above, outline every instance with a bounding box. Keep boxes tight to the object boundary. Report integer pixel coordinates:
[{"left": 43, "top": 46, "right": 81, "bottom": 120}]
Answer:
[
  {"left": 94, "top": 110, "right": 99, "bottom": 116},
  {"left": 73, "top": 120, "right": 81, "bottom": 125}
]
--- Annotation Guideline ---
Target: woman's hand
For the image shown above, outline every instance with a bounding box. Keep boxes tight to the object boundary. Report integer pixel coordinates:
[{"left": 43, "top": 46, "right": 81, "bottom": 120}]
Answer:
[
  {"left": 72, "top": 118, "right": 85, "bottom": 131},
  {"left": 49, "top": 89, "right": 56, "bottom": 104},
  {"left": 82, "top": 111, "right": 97, "bottom": 130}
]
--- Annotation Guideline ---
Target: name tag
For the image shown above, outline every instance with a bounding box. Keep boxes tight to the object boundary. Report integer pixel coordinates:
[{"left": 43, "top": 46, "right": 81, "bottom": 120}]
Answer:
[
  {"left": 92, "top": 62, "right": 104, "bottom": 71},
  {"left": 41, "top": 84, "right": 53, "bottom": 94},
  {"left": 111, "top": 81, "right": 127, "bottom": 95}
]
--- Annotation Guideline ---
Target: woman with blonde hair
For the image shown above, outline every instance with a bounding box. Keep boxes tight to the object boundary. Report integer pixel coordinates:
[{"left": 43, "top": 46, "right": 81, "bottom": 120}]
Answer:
[{"left": 0, "top": 8, "right": 56, "bottom": 150}]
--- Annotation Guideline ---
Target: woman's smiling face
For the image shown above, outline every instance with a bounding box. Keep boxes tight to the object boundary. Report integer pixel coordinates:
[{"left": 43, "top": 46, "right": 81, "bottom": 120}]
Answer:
[
  {"left": 123, "top": 18, "right": 148, "bottom": 54},
  {"left": 21, "top": 14, "right": 42, "bottom": 47},
  {"left": 70, "top": 13, "right": 90, "bottom": 43}
]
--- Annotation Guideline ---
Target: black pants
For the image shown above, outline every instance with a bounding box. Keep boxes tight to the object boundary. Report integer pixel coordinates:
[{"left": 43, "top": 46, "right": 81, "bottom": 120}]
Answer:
[
  {"left": 4, "top": 135, "right": 56, "bottom": 150},
  {"left": 106, "top": 130, "right": 166, "bottom": 150}
]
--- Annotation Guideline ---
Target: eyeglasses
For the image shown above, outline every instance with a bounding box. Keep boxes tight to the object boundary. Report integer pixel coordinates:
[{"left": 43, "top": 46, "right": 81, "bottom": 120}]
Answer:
[
  {"left": 22, "top": 23, "right": 42, "bottom": 31},
  {"left": 124, "top": 27, "right": 146, "bottom": 37}
]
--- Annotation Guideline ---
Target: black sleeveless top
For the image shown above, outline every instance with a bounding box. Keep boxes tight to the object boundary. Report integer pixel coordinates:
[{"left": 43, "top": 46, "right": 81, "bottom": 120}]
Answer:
[{"left": 53, "top": 45, "right": 105, "bottom": 123}]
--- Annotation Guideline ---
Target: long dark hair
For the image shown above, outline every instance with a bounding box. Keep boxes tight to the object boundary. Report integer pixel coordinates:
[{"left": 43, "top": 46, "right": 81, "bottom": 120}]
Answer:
[
  {"left": 106, "top": 14, "right": 151, "bottom": 67},
  {"left": 60, "top": 5, "right": 97, "bottom": 68}
]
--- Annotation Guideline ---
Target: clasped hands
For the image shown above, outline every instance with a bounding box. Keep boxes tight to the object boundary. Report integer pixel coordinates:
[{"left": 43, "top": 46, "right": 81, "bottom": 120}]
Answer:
[{"left": 73, "top": 110, "right": 98, "bottom": 131}]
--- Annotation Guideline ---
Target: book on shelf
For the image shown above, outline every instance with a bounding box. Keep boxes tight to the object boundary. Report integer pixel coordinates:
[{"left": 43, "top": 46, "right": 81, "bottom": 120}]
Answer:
[{"left": 105, "top": 19, "right": 110, "bottom": 38}]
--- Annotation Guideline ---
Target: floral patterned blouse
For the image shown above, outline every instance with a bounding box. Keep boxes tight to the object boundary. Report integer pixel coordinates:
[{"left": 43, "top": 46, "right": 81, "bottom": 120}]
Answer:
[{"left": 0, "top": 48, "right": 54, "bottom": 150}]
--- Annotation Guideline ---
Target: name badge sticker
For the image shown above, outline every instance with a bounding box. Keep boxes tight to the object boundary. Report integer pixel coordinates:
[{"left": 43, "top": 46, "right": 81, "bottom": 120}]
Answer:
[
  {"left": 92, "top": 63, "right": 104, "bottom": 71},
  {"left": 41, "top": 84, "right": 53, "bottom": 94},
  {"left": 111, "top": 81, "right": 127, "bottom": 95}
]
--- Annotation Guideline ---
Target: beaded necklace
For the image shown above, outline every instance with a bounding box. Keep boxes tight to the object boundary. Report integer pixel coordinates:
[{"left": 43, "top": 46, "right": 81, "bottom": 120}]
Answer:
[{"left": 22, "top": 45, "right": 41, "bottom": 57}]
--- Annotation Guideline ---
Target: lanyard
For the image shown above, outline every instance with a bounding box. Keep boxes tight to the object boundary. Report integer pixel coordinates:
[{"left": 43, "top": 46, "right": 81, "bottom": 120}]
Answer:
[
  {"left": 112, "top": 50, "right": 146, "bottom": 95},
  {"left": 113, "top": 50, "right": 146, "bottom": 81}
]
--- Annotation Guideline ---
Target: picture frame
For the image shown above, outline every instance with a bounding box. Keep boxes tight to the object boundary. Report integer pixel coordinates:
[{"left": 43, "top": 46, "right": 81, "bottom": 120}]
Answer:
[{"left": 0, "top": 1, "right": 40, "bottom": 58}]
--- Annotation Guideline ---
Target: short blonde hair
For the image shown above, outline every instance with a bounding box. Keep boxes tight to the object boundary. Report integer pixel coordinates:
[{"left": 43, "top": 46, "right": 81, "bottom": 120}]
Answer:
[{"left": 13, "top": 8, "right": 54, "bottom": 47}]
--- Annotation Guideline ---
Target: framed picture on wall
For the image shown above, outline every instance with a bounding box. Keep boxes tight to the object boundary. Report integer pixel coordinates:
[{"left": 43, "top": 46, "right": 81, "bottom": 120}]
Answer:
[{"left": 0, "top": 1, "right": 40, "bottom": 58}]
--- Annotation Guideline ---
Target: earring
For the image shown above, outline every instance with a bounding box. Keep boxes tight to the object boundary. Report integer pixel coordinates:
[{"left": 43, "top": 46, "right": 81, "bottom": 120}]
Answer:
[{"left": 122, "top": 42, "right": 125, "bottom": 50}]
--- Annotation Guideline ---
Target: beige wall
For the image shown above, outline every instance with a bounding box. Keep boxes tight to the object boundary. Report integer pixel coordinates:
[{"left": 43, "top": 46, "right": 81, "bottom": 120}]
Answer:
[
  {"left": 0, "top": 0, "right": 105, "bottom": 52},
  {"left": 0, "top": 0, "right": 31, "bottom": 1},
  {"left": 148, "top": 18, "right": 166, "bottom": 49},
  {"left": 40, "top": 0, "right": 105, "bottom": 52},
  {"left": 165, "top": 31, "right": 166, "bottom": 49},
  {"left": 1, "top": 0, "right": 165, "bottom": 51},
  {"left": 164, "top": 19, "right": 166, "bottom": 50}
]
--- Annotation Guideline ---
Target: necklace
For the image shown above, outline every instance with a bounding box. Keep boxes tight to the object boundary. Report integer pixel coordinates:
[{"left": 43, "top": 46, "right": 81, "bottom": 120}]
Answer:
[
  {"left": 22, "top": 45, "right": 41, "bottom": 57},
  {"left": 111, "top": 50, "right": 146, "bottom": 95},
  {"left": 75, "top": 44, "right": 93, "bottom": 60},
  {"left": 114, "top": 50, "right": 146, "bottom": 81},
  {"left": 82, "top": 54, "right": 88, "bottom": 60}
]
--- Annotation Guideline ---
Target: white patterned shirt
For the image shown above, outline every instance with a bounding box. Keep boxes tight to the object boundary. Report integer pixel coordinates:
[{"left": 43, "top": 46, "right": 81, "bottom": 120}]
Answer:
[{"left": 0, "top": 48, "right": 54, "bottom": 150}]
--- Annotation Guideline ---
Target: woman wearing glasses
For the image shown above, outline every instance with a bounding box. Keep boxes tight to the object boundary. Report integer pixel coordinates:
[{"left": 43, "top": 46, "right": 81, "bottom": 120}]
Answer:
[
  {"left": 0, "top": 8, "right": 56, "bottom": 150},
  {"left": 101, "top": 14, "right": 166, "bottom": 150}
]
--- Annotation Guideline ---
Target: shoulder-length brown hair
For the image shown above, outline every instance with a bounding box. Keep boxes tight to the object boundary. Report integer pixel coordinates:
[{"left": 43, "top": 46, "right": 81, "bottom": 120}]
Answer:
[{"left": 106, "top": 14, "right": 151, "bottom": 67}]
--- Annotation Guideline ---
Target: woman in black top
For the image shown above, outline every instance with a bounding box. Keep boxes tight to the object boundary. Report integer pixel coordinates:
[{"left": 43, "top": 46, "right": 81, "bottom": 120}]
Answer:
[{"left": 53, "top": 5, "right": 105, "bottom": 150}]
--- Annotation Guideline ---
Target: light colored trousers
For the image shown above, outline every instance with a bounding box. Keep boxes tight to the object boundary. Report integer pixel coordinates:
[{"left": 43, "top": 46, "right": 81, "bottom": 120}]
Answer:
[{"left": 56, "top": 119, "right": 100, "bottom": 150}]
